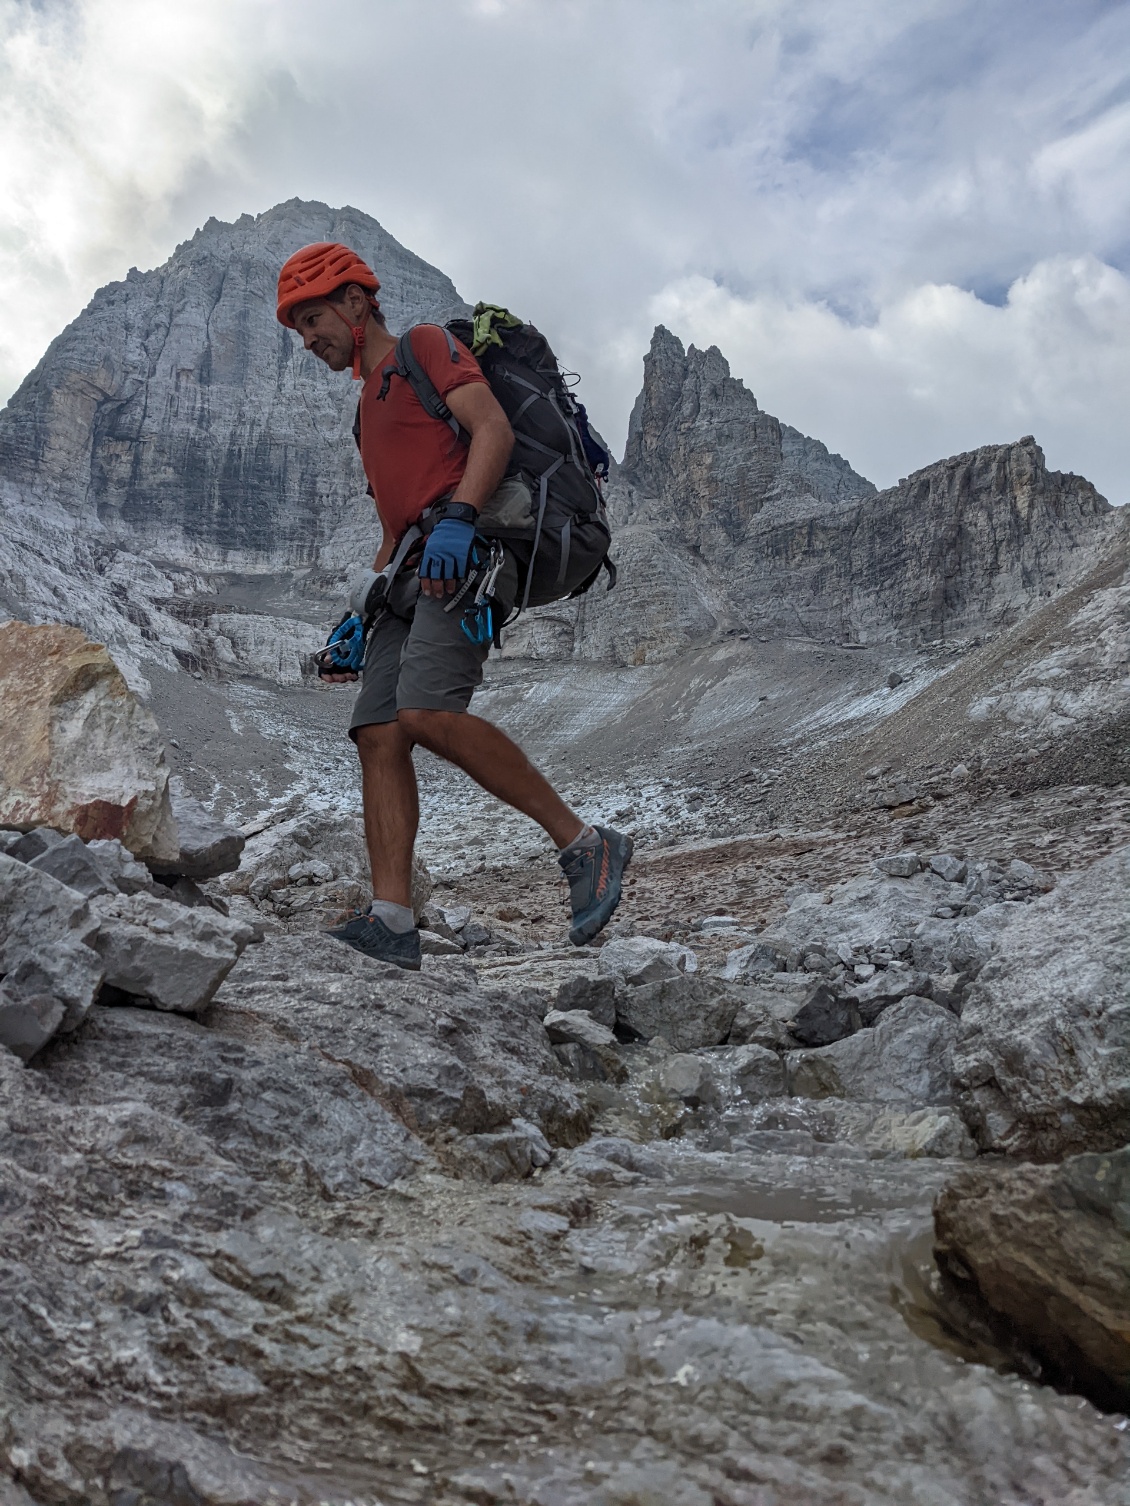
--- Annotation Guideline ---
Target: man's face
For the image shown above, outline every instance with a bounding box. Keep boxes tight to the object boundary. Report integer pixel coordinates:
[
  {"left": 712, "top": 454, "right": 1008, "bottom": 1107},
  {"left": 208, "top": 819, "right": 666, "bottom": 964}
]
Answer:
[{"left": 292, "top": 299, "right": 353, "bottom": 371}]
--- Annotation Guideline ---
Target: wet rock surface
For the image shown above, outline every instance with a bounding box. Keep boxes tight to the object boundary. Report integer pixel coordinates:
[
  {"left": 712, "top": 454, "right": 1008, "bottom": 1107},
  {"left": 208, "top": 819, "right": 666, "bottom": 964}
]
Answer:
[
  {"left": 934, "top": 1147, "right": 1130, "bottom": 1414},
  {"left": 3, "top": 826, "right": 1130, "bottom": 1501}
]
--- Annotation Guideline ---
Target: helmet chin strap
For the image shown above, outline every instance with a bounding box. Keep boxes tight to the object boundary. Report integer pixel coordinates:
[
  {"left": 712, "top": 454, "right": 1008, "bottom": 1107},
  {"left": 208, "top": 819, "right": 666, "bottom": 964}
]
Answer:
[{"left": 327, "top": 298, "right": 372, "bottom": 379}]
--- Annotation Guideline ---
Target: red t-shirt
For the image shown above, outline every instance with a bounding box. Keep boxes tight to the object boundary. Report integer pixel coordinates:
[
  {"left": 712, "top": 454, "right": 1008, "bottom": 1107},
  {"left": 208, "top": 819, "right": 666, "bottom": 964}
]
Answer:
[{"left": 357, "top": 325, "right": 489, "bottom": 539}]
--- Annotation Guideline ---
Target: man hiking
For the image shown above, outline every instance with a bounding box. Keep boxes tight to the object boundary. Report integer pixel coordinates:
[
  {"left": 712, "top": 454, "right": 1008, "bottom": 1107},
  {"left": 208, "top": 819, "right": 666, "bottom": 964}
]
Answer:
[{"left": 276, "top": 242, "right": 632, "bottom": 970}]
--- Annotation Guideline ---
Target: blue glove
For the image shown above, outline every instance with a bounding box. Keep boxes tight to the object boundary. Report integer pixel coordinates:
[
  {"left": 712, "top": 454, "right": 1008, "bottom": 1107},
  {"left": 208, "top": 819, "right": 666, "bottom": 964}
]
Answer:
[
  {"left": 419, "top": 518, "right": 476, "bottom": 584},
  {"left": 315, "top": 613, "right": 366, "bottom": 677}
]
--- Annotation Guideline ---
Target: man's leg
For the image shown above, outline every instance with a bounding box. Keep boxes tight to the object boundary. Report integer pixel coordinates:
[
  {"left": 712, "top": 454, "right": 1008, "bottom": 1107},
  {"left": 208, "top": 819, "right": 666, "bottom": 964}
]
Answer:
[
  {"left": 355, "top": 720, "right": 419, "bottom": 906},
  {"left": 397, "top": 708, "right": 581, "bottom": 848}
]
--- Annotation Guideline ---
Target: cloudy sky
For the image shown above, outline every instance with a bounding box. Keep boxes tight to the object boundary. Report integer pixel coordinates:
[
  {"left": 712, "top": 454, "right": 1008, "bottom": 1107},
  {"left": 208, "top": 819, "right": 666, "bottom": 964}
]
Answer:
[{"left": 2, "top": 0, "right": 1128, "bottom": 499}]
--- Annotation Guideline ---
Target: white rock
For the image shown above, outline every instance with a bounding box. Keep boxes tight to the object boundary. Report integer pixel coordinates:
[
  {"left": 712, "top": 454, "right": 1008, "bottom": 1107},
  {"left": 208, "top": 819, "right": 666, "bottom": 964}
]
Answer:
[
  {"left": 599, "top": 935, "right": 697, "bottom": 985},
  {"left": 0, "top": 623, "right": 178, "bottom": 860}
]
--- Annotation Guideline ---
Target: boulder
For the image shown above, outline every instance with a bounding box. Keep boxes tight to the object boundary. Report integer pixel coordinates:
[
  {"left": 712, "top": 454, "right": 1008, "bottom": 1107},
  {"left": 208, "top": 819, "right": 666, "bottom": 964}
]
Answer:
[
  {"left": 953, "top": 845, "right": 1130, "bottom": 1158},
  {"left": 616, "top": 974, "right": 742, "bottom": 1051},
  {"left": 929, "top": 854, "right": 968, "bottom": 884},
  {"left": 760, "top": 868, "right": 957, "bottom": 959},
  {"left": 0, "top": 853, "right": 104, "bottom": 1058},
  {"left": 727, "top": 987, "right": 795, "bottom": 1049},
  {"left": 789, "top": 982, "right": 860, "bottom": 1046},
  {"left": 934, "top": 1146, "right": 1130, "bottom": 1413},
  {"left": 543, "top": 1008, "right": 617, "bottom": 1051},
  {"left": 727, "top": 1043, "right": 788, "bottom": 1101},
  {"left": 553, "top": 973, "right": 618, "bottom": 1028},
  {"left": 874, "top": 852, "right": 921, "bottom": 878},
  {"left": 718, "top": 939, "right": 787, "bottom": 982},
  {"left": 213, "top": 935, "right": 589, "bottom": 1144},
  {"left": 846, "top": 966, "right": 934, "bottom": 1025},
  {"left": 658, "top": 1054, "right": 721, "bottom": 1109},
  {"left": 90, "top": 891, "right": 256, "bottom": 1013},
  {"left": 26, "top": 832, "right": 120, "bottom": 897},
  {"left": 147, "top": 784, "right": 245, "bottom": 880},
  {"left": 787, "top": 996, "right": 957, "bottom": 1106},
  {"left": 0, "top": 622, "right": 178, "bottom": 860},
  {"left": 598, "top": 935, "right": 697, "bottom": 984}
]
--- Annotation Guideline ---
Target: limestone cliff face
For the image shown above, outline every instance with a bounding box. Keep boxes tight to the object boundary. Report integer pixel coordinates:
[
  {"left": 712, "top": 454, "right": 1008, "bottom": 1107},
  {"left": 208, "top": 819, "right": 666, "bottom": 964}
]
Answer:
[
  {"left": 572, "top": 327, "right": 1114, "bottom": 659},
  {"left": 0, "top": 199, "right": 467, "bottom": 567},
  {"left": 0, "top": 209, "right": 1117, "bottom": 689}
]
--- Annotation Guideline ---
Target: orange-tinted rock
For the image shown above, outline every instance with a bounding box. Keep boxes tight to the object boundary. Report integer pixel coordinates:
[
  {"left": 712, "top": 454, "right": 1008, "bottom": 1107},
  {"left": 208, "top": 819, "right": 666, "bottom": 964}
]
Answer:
[{"left": 0, "top": 622, "right": 177, "bottom": 860}]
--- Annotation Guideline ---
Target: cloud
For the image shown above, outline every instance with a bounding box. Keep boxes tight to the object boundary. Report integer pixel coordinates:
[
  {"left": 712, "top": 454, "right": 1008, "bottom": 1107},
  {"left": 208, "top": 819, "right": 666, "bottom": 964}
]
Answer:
[{"left": 1, "top": 0, "right": 1128, "bottom": 498}]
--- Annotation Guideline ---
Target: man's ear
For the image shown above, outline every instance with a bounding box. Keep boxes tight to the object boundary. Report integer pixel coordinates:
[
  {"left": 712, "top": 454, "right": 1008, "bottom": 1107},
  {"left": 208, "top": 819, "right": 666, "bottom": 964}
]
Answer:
[{"left": 342, "top": 283, "right": 370, "bottom": 321}]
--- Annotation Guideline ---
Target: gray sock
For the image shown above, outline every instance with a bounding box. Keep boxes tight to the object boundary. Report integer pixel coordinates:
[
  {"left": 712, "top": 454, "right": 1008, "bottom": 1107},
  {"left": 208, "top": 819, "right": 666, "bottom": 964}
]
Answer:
[
  {"left": 559, "top": 823, "right": 599, "bottom": 855},
  {"left": 368, "top": 899, "right": 416, "bottom": 933}
]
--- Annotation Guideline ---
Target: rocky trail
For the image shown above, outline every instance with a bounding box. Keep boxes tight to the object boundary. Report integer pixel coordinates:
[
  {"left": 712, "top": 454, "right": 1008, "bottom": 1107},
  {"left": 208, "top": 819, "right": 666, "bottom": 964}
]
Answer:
[{"left": 2, "top": 198, "right": 1128, "bottom": 1503}]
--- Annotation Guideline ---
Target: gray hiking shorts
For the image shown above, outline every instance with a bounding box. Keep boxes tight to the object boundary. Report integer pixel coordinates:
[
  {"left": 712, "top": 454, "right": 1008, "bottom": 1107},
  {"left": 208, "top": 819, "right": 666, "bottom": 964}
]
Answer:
[{"left": 348, "top": 551, "right": 519, "bottom": 738}]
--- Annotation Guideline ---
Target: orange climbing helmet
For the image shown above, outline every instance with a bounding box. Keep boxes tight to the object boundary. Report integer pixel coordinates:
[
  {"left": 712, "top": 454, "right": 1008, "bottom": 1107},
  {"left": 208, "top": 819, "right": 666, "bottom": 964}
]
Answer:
[{"left": 276, "top": 242, "right": 381, "bottom": 378}]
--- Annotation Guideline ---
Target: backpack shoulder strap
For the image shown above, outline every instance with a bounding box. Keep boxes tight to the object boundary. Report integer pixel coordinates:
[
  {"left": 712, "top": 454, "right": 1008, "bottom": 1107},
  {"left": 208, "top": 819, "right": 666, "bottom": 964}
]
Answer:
[{"left": 393, "top": 326, "right": 472, "bottom": 447}]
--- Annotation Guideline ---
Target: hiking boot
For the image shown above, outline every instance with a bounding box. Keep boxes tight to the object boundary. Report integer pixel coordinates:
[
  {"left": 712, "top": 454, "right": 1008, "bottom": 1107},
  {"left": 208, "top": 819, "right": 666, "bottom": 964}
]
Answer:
[
  {"left": 559, "top": 824, "right": 633, "bottom": 946},
  {"left": 327, "top": 910, "right": 422, "bottom": 970}
]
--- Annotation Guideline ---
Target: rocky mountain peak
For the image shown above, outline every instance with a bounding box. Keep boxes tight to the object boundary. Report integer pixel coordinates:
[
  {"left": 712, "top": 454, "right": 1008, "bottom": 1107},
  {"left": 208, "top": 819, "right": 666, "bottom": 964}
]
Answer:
[
  {"left": 0, "top": 199, "right": 468, "bottom": 566},
  {"left": 617, "top": 324, "right": 875, "bottom": 538}
]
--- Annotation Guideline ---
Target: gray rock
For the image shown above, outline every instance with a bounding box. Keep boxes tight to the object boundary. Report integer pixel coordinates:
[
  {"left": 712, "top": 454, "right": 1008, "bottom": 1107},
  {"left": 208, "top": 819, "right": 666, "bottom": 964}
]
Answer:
[
  {"left": 935, "top": 1146, "right": 1130, "bottom": 1412},
  {"left": 0, "top": 985, "right": 66, "bottom": 1062},
  {"left": 929, "top": 854, "right": 968, "bottom": 883},
  {"left": 436, "top": 903, "right": 472, "bottom": 932},
  {"left": 553, "top": 1040, "right": 613, "bottom": 1083},
  {"left": 718, "top": 939, "right": 787, "bottom": 982},
  {"left": 446, "top": 1118, "right": 553, "bottom": 1182},
  {"left": 0, "top": 853, "right": 103, "bottom": 1055},
  {"left": 789, "top": 983, "right": 861, "bottom": 1046},
  {"left": 727, "top": 1043, "right": 788, "bottom": 1102},
  {"left": 553, "top": 973, "right": 618, "bottom": 1028},
  {"left": 26, "top": 832, "right": 120, "bottom": 897},
  {"left": 86, "top": 837, "right": 158, "bottom": 894},
  {"left": 930, "top": 972, "right": 969, "bottom": 1014},
  {"left": 543, "top": 1009, "right": 617, "bottom": 1050},
  {"left": 847, "top": 966, "right": 934, "bottom": 1025},
  {"left": 788, "top": 997, "right": 958, "bottom": 1106},
  {"left": 461, "top": 919, "right": 492, "bottom": 947},
  {"left": 214, "top": 935, "right": 589, "bottom": 1143},
  {"left": 148, "top": 785, "right": 246, "bottom": 880},
  {"left": 46, "top": 1003, "right": 427, "bottom": 1195},
  {"left": 5, "top": 826, "right": 65, "bottom": 862},
  {"left": 598, "top": 935, "right": 697, "bottom": 984},
  {"left": 658, "top": 1054, "right": 721, "bottom": 1109},
  {"left": 616, "top": 975, "right": 743, "bottom": 1051},
  {"left": 419, "top": 934, "right": 464, "bottom": 957},
  {"left": 874, "top": 852, "right": 921, "bottom": 878},
  {"left": 954, "top": 845, "right": 1130, "bottom": 1158},
  {"left": 90, "top": 891, "right": 255, "bottom": 1013},
  {"left": 727, "top": 987, "right": 795, "bottom": 1048},
  {"left": 1006, "top": 858, "right": 1054, "bottom": 892}
]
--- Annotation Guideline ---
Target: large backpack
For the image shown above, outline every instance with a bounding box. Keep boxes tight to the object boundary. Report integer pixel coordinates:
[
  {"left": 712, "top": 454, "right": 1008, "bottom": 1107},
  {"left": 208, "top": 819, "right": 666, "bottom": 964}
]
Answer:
[{"left": 362, "top": 305, "right": 616, "bottom": 616}]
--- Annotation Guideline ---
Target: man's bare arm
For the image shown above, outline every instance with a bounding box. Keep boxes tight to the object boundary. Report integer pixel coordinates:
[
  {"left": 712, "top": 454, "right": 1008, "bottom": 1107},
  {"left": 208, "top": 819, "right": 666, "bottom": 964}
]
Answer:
[{"left": 446, "top": 382, "right": 514, "bottom": 513}]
